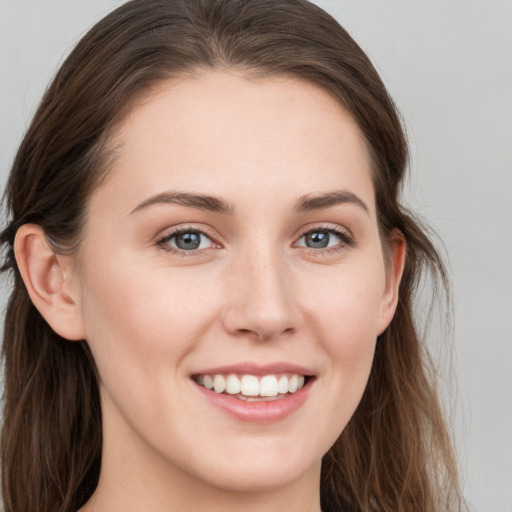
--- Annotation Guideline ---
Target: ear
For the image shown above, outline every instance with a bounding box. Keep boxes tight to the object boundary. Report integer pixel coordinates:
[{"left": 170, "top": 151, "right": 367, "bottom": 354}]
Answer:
[
  {"left": 377, "top": 229, "right": 406, "bottom": 335},
  {"left": 14, "top": 224, "right": 86, "bottom": 341}
]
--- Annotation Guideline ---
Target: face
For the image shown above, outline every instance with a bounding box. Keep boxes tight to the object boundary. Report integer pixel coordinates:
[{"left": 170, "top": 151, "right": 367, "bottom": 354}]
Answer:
[{"left": 71, "top": 71, "right": 399, "bottom": 495}]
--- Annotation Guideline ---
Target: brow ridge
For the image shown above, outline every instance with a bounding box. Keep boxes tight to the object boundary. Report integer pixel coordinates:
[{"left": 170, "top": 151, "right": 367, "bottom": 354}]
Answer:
[
  {"left": 294, "top": 190, "right": 369, "bottom": 215},
  {"left": 130, "top": 191, "right": 234, "bottom": 215}
]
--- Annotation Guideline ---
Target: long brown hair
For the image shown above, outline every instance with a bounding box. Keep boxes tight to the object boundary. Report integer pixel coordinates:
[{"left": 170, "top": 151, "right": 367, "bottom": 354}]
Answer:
[{"left": 1, "top": 1, "right": 463, "bottom": 510}]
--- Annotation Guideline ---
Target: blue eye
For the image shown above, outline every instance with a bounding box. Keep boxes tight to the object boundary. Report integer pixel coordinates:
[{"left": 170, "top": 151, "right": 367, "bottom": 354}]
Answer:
[
  {"left": 296, "top": 228, "right": 349, "bottom": 249},
  {"left": 160, "top": 229, "right": 214, "bottom": 251}
]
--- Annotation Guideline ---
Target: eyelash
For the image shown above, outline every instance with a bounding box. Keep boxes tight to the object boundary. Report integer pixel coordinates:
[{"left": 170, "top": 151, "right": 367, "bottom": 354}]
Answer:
[
  {"left": 295, "top": 225, "right": 354, "bottom": 254},
  {"left": 156, "top": 225, "right": 354, "bottom": 257},
  {"left": 156, "top": 226, "right": 219, "bottom": 257}
]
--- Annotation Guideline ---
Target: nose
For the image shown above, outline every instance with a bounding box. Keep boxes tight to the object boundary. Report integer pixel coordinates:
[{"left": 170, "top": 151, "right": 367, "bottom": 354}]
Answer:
[{"left": 222, "top": 246, "right": 302, "bottom": 341}]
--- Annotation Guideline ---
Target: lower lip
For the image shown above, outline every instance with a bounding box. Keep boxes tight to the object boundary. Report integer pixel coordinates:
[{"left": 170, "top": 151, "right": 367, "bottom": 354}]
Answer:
[{"left": 193, "top": 379, "right": 314, "bottom": 423}]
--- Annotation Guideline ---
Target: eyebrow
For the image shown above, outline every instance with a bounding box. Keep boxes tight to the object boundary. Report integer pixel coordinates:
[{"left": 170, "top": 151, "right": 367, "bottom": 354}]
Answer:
[
  {"left": 293, "top": 190, "right": 370, "bottom": 215},
  {"left": 130, "top": 191, "right": 234, "bottom": 215},
  {"left": 130, "top": 189, "right": 369, "bottom": 216}
]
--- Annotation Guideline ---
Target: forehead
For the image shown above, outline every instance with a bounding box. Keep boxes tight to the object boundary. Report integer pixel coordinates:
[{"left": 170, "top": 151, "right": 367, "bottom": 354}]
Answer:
[{"left": 95, "top": 70, "right": 375, "bottom": 216}]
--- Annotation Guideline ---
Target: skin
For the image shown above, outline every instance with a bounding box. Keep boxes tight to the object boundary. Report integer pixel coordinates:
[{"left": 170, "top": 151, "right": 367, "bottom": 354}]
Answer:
[{"left": 15, "top": 71, "right": 404, "bottom": 512}]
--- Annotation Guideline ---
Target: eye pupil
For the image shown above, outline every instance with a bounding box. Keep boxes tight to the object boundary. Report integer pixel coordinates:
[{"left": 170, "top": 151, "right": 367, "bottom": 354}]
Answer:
[
  {"left": 176, "top": 232, "right": 201, "bottom": 250},
  {"left": 305, "top": 231, "right": 329, "bottom": 248}
]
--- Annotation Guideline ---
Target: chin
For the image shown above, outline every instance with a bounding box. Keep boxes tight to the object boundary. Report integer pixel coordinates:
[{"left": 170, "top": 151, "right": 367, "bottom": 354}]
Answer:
[{"left": 197, "top": 460, "right": 314, "bottom": 494}]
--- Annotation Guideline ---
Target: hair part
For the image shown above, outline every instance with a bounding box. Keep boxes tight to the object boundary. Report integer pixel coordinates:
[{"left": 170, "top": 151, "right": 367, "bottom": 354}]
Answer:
[{"left": 1, "top": 1, "right": 463, "bottom": 511}]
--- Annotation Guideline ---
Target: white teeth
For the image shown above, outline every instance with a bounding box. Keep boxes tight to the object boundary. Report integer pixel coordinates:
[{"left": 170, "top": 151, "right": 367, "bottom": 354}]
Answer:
[
  {"left": 226, "top": 374, "right": 241, "bottom": 395},
  {"left": 240, "top": 375, "right": 260, "bottom": 396},
  {"left": 198, "top": 372, "right": 308, "bottom": 398},
  {"left": 203, "top": 375, "right": 214, "bottom": 390},
  {"left": 288, "top": 374, "right": 298, "bottom": 393},
  {"left": 213, "top": 375, "right": 226, "bottom": 393},
  {"left": 278, "top": 375, "right": 289, "bottom": 394},
  {"left": 259, "top": 375, "right": 278, "bottom": 397}
]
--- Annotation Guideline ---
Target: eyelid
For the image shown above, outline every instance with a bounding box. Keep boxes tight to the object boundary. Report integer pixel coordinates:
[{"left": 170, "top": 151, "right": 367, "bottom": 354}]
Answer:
[
  {"left": 155, "top": 222, "right": 354, "bottom": 257},
  {"left": 293, "top": 224, "right": 354, "bottom": 250},
  {"left": 156, "top": 224, "right": 222, "bottom": 255}
]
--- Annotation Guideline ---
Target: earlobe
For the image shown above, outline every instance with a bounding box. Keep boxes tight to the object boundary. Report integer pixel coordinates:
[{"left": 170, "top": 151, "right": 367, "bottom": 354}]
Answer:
[
  {"left": 377, "top": 230, "right": 406, "bottom": 335},
  {"left": 14, "top": 224, "right": 86, "bottom": 341}
]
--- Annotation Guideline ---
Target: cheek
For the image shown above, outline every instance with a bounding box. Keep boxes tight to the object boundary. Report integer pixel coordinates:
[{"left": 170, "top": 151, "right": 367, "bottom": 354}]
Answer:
[
  {"left": 301, "top": 262, "right": 385, "bottom": 385},
  {"left": 78, "top": 258, "right": 227, "bottom": 451},
  {"left": 306, "top": 262, "right": 385, "bottom": 336},
  {"left": 79, "top": 256, "right": 221, "bottom": 380},
  {"left": 323, "top": 299, "right": 378, "bottom": 393}
]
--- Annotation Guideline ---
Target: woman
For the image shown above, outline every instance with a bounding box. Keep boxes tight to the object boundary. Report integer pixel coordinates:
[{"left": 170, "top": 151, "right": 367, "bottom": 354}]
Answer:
[{"left": 0, "top": 1, "right": 463, "bottom": 511}]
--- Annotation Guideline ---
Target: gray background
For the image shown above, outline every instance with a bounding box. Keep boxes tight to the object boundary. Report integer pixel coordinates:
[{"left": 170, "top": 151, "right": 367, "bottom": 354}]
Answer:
[{"left": 1, "top": 1, "right": 511, "bottom": 511}]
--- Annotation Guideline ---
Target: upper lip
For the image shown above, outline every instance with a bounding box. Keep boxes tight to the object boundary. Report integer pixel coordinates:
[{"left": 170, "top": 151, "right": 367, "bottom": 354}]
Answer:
[{"left": 192, "top": 362, "right": 316, "bottom": 377}]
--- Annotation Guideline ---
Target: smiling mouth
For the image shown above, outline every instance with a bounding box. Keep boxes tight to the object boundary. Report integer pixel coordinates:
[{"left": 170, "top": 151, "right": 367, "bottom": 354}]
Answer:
[{"left": 192, "top": 373, "right": 311, "bottom": 401}]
